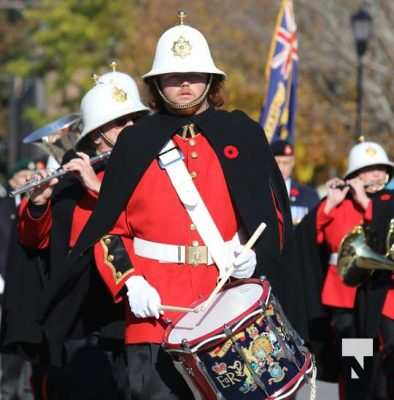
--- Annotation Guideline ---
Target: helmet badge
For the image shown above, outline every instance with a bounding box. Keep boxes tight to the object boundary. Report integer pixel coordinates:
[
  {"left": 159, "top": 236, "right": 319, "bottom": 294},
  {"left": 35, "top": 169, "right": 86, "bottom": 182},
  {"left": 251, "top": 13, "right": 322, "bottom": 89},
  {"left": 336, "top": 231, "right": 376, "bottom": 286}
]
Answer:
[
  {"left": 172, "top": 36, "right": 192, "bottom": 58},
  {"left": 112, "top": 86, "right": 127, "bottom": 102},
  {"left": 365, "top": 146, "right": 377, "bottom": 158}
]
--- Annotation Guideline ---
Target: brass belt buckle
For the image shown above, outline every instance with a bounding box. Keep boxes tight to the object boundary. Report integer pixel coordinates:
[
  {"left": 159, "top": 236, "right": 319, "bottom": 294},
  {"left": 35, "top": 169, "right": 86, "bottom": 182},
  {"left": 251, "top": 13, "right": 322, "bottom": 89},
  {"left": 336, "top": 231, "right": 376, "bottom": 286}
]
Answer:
[{"left": 185, "top": 245, "right": 208, "bottom": 265}]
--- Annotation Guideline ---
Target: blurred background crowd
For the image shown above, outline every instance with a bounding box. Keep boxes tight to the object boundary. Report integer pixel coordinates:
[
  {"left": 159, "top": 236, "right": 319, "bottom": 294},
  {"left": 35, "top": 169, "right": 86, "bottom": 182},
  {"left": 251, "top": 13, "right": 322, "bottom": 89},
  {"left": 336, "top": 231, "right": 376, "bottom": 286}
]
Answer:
[{"left": 1, "top": 0, "right": 394, "bottom": 187}]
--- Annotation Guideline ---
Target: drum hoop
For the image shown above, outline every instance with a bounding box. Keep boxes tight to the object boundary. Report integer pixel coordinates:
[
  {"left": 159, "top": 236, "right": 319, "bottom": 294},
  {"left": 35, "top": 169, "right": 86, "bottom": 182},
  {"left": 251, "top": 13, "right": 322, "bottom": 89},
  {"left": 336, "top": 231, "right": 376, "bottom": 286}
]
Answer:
[{"left": 164, "top": 278, "right": 271, "bottom": 350}]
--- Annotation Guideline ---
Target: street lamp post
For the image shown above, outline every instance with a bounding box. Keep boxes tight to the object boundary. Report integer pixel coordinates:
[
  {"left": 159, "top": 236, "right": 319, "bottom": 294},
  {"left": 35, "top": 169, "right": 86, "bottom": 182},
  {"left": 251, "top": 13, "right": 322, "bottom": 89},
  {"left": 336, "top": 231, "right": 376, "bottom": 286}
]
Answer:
[{"left": 351, "top": 8, "right": 372, "bottom": 140}]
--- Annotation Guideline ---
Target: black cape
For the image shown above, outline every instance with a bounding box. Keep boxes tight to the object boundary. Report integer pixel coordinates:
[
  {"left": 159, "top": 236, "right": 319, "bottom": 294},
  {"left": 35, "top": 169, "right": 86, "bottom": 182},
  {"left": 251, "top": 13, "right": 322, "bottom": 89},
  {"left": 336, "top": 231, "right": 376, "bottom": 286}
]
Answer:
[
  {"left": 294, "top": 204, "right": 337, "bottom": 381},
  {"left": 39, "top": 108, "right": 309, "bottom": 364},
  {"left": 1, "top": 154, "right": 123, "bottom": 364},
  {"left": 355, "top": 188, "right": 394, "bottom": 338},
  {"left": 0, "top": 221, "right": 47, "bottom": 358}
]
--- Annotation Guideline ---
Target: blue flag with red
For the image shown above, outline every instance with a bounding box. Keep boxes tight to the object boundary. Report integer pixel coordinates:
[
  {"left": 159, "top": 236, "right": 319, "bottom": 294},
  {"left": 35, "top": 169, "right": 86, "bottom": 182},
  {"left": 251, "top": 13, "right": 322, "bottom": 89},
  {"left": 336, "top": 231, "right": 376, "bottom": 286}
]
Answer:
[{"left": 259, "top": 0, "right": 298, "bottom": 144}]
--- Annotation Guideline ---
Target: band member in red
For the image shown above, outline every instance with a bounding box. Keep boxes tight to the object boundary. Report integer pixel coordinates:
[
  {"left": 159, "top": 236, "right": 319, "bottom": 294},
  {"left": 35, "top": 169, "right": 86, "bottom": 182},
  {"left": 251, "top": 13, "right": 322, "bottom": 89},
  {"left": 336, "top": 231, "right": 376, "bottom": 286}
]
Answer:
[
  {"left": 39, "top": 13, "right": 309, "bottom": 400},
  {"left": 316, "top": 140, "right": 394, "bottom": 399},
  {"left": 16, "top": 69, "right": 149, "bottom": 399}
]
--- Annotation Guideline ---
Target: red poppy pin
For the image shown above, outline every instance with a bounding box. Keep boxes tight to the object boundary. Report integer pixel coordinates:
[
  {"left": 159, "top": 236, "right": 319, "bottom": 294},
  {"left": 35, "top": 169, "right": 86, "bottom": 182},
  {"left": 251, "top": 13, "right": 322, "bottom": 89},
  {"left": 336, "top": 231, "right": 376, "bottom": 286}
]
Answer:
[
  {"left": 290, "top": 187, "right": 300, "bottom": 197},
  {"left": 380, "top": 194, "right": 391, "bottom": 201},
  {"left": 224, "top": 145, "right": 239, "bottom": 159},
  {"left": 284, "top": 145, "right": 293, "bottom": 156}
]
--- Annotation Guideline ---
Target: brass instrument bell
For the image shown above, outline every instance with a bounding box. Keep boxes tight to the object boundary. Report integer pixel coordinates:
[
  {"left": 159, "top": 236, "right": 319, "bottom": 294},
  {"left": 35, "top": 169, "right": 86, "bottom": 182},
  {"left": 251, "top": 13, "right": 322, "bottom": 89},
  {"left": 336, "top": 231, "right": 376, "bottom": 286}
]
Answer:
[
  {"left": 386, "top": 219, "right": 394, "bottom": 260},
  {"left": 337, "top": 224, "right": 394, "bottom": 287},
  {"left": 23, "top": 114, "right": 81, "bottom": 164}
]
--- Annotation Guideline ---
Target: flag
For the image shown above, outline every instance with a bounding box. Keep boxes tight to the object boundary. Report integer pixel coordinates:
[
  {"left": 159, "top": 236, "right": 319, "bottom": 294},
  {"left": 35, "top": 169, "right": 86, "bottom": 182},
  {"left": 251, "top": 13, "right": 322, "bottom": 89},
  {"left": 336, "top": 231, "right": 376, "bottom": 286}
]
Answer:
[{"left": 259, "top": 0, "right": 298, "bottom": 144}]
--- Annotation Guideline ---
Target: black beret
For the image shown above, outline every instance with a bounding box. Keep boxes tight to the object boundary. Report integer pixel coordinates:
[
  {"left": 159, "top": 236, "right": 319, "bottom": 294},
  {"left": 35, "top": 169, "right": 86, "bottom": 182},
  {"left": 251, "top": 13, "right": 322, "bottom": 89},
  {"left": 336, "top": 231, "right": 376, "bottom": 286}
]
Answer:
[{"left": 270, "top": 140, "right": 294, "bottom": 156}]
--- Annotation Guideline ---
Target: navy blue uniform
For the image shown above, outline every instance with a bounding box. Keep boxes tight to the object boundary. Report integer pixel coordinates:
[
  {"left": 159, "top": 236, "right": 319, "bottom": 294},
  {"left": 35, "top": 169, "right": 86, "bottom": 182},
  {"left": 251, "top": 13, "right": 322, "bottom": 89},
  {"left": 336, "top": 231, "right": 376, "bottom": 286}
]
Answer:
[{"left": 288, "top": 179, "right": 320, "bottom": 224}]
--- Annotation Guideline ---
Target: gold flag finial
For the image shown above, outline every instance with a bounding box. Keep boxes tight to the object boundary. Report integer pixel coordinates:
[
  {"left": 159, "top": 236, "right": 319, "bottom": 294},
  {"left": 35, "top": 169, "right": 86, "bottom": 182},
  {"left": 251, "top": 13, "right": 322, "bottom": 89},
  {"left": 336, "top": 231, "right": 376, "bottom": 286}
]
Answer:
[
  {"left": 358, "top": 135, "right": 365, "bottom": 143},
  {"left": 177, "top": 10, "right": 186, "bottom": 25},
  {"left": 110, "top": 61, "right": 117, "bottom": 72},
  {"left": 92, "top": 74, "right": 99, "bottom": 84}
]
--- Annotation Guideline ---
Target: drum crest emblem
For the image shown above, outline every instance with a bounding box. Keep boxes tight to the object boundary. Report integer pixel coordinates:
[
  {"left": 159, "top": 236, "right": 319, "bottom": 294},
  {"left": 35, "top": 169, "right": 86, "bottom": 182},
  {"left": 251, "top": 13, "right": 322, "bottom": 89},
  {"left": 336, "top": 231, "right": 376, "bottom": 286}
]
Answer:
[{"left": 268, "top": 362, "right": 288, "bottom": 384}]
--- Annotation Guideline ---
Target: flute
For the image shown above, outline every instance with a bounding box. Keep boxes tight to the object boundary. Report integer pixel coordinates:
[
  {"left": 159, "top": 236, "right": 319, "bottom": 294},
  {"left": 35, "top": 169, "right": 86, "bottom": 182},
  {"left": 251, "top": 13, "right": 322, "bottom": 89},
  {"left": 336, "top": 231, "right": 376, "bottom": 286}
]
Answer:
[
  {"left": 330, "top": 182, "right": 385, "bottom": 192},
  {"left": 9, "top": 151, "right": 111, "bottom": 197}
]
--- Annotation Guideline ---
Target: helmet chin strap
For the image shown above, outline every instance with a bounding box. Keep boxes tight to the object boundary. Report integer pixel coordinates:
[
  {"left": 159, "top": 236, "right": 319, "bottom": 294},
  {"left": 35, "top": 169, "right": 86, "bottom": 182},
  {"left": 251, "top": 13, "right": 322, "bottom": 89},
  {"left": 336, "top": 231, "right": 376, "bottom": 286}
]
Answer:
[
  {"left": 154, "top": 74, "right": 213, "bottom": 111},
  {"left": 99, "top": 131, "right": 115, "bottom": 148}
]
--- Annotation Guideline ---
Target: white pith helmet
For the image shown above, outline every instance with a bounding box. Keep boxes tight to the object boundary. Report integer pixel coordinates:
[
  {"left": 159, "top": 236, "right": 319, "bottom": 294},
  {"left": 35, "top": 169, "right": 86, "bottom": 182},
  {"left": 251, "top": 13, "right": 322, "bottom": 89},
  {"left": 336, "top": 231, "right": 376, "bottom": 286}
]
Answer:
[
  {"left": 345, "top": 140, "right": 394, "bottom": 179},
  {"left": 142, "top": 11, "right": 225, "bottom": 80},
  {"left": 78, "top": 66, "right": 148, "bottom": 145}
]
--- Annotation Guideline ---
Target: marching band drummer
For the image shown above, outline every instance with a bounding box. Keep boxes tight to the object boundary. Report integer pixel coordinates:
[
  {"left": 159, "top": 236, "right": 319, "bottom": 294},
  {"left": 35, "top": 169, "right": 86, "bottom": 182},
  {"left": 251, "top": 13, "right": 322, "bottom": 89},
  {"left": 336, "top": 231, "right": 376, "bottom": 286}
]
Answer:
[
  {"left": 16, "top": 68, "right": 149, "bottom": 399},
  {"left": 41, "top": 12, "right": 310, "bottom": 400},
  {"left": 315, "top": 139, "right": 394, "bottom": 399}
]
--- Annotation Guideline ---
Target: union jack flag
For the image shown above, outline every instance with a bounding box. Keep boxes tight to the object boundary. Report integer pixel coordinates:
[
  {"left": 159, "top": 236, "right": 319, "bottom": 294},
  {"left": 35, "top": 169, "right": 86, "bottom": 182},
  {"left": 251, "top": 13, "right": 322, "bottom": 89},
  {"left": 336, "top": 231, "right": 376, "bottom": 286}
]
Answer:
[{"left": 259, "top": 0, "right": 298, "bottom": 144}]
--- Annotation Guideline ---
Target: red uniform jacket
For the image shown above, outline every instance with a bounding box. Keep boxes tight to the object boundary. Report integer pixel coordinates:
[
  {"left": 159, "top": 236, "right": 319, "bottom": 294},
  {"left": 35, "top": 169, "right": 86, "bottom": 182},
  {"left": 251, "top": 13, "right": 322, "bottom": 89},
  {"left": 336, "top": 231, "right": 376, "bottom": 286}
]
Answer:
[
  {"left": 94, "top": 134, "right": 280, "bottom": 344},
  {"left": 316, "top": 197, "right": 394, "bottom": 319}
]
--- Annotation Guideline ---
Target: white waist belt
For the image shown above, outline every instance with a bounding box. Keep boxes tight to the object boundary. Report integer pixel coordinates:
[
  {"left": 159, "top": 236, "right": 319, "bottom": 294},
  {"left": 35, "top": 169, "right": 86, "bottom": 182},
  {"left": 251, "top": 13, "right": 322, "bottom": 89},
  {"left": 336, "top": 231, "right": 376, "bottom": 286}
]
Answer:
[
  {"left": 134, "top": 234, "right": 240, "bottom": 265},
  {"left": 329, "top": 252, "right": 338, "bottom": 265}
]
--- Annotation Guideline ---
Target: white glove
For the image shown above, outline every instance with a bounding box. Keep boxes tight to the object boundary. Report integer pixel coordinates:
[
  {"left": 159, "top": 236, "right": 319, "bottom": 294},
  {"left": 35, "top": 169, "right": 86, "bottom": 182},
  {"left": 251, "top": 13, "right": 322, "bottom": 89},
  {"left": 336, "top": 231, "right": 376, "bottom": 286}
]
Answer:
[
  {"left": 230, "top": 245, "right": 257, "bottom": 279},
  {"left": 125, "top": 276, "right": 161, "bottom": 319}
]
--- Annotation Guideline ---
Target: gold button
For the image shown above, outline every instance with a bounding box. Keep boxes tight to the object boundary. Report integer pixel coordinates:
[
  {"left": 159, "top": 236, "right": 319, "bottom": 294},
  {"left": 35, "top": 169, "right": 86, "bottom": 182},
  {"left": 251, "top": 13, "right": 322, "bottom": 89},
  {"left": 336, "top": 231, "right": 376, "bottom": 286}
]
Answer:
[
  {"left": 190, "top": 171, "right": 197, "bottom": 179},
  {"left": 190, "top": 223, "right": 196, "bottom": 230},
  {"left": 191, "top": 151, "right": 198, "bottom": 159},
  {"left": 107, "top": 254, "right": 114, "bottom": 262},
  {"left": 192, "top": 240, "right": 199, "bottom": 247},
  {"left": 189, "top": 138, "right": 196, "bottom": 146},
  {"left": 104, "top": 237, "right": 111, "bottom": 245}
]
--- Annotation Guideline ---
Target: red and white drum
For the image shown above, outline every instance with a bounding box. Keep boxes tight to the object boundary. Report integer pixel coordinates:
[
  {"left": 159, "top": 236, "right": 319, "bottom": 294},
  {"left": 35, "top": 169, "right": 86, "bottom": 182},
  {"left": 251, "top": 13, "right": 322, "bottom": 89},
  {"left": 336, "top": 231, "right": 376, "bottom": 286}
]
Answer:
[{"left": 164, "top": 278, "right": 314, "bottom": 400}]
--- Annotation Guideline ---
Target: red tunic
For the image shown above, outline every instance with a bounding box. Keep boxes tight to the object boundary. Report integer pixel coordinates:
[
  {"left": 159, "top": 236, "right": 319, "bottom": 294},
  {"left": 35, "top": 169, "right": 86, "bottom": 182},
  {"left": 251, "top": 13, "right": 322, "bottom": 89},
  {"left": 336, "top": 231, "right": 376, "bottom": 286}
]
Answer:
[
  {"left": 316, "top": 198, "right": 372, "bottom": 308},
  {"left": 94, "top": 134, "right": 242, "bottom": 344},
  {"left": 18, "top": 171, "right": 103, "bottom": 249},
  {"left": 316, "top": 197, "right": 394, "bottom": 319}
]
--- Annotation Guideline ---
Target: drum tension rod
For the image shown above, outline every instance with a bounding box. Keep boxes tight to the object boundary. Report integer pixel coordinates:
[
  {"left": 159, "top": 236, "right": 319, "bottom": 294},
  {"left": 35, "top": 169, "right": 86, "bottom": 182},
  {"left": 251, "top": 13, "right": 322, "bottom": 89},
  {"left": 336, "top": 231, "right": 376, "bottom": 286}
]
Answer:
[
  {"left": 258, "top": 299, "right": 266, "bottom": 313},
  {"left": 181, "top": 339, "right": 192, "bottom": 352}
]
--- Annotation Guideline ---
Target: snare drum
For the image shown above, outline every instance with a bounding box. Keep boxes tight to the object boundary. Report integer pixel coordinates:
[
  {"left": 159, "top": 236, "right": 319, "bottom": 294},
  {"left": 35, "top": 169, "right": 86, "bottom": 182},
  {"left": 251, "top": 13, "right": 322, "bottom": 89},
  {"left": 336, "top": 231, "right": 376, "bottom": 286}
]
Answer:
[{"left": 164, "top": 278, "right": 314, "bottom": 400}]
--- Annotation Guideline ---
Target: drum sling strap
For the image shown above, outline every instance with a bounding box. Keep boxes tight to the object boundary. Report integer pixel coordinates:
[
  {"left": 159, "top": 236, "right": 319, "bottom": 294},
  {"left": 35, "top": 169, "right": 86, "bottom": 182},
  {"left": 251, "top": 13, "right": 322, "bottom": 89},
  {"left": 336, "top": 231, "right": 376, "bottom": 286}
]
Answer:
[{"left": 157, "top": 139, "right": 234, "bottom": 280}]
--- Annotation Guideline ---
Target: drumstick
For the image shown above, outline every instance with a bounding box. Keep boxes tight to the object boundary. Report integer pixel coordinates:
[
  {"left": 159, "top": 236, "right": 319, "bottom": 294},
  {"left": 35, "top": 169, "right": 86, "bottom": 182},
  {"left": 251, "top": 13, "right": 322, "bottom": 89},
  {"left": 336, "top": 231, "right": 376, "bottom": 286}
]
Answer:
[
  {"left": 196, "top": 222, "right": 267, "bottom": 313},
  {"left": 160, "top": 305, "right": 195, "bottom": 313}
]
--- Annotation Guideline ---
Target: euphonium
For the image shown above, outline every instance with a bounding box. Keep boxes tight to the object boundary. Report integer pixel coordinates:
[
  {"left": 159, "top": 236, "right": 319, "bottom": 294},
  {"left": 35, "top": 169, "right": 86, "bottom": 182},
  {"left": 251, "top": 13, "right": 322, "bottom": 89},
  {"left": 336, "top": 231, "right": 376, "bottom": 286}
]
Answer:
[
  {"left": 337, "top": 224, "right": 394, "bottom": 287},
  {"left": 23, "top": 114, "right": 81, "bottom": 164},
  {"left": 386, "top": 219, "right": 394, "bottom": 260}
]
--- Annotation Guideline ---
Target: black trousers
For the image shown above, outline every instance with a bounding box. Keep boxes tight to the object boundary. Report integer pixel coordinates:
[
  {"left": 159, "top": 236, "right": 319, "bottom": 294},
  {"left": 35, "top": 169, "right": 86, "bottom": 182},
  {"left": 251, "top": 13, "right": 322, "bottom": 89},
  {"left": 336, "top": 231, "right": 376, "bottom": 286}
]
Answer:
[
  {"left": 0, "top": 353, "right": 33, "bottom": 400},
  {"left": 126, "top": 344, "right": 193, "bottom": 400},
  {"left": 46, "top": 338, "right": 130, "bottom": 400}
]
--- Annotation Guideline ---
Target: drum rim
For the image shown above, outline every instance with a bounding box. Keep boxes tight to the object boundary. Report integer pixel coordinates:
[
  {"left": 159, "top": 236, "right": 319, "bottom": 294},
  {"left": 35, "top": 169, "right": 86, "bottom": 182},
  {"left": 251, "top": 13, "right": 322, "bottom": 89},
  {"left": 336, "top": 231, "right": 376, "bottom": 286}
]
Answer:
[
  {"left": 266, "top": 351, "right": 313, "bottom": 400},
  {"left": 163, "top": 277, "right": 271, "bottom": 349}
]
